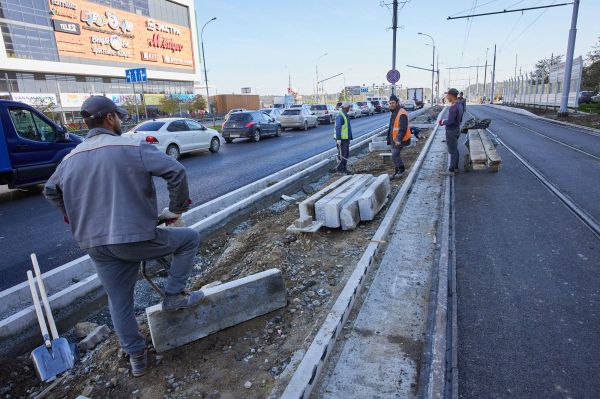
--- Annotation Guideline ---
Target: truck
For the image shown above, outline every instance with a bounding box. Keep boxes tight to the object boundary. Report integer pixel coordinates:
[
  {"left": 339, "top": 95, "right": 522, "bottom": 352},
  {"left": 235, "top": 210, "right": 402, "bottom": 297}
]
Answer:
[
  {"left": 273, "top": 95, "right": 293, "bottom": 109},
  {"left": 406, "top": 88, "right": 424, "bottom": 109},
  {"left": 0, "top": 100, "right": 83, "bottom": 189}
]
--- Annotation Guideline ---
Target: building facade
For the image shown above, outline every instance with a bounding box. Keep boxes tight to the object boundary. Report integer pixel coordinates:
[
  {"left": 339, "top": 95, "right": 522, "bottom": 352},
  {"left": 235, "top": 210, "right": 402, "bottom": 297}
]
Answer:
[{"left": 0, "top": 0, "right": 201, "bottom": 122}]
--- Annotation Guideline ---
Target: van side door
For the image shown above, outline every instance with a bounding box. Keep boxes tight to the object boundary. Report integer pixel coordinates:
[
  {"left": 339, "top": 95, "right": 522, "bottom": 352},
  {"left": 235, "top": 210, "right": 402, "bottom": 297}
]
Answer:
[{"left": 4, "top": 106, "right": 65, "bottom": 184}]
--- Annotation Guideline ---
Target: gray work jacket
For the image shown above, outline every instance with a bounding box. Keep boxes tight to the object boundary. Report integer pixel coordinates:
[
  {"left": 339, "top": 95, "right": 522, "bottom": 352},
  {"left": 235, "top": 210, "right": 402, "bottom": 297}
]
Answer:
[{"left": 44, "top": 128, "right": 190, "bottom": 249}]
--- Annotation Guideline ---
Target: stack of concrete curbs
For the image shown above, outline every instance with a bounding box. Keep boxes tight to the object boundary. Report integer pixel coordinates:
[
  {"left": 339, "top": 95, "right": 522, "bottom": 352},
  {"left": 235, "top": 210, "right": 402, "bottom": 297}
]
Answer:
[{"left": 287, "top": 173, "right": 391, "bottom": 233}]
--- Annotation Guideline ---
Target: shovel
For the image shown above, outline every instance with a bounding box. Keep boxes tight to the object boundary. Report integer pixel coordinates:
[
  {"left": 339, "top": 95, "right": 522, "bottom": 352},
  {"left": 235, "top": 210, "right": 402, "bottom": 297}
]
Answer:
[{"left": 28, "top": 254, "right": 75, "bottom": 382}]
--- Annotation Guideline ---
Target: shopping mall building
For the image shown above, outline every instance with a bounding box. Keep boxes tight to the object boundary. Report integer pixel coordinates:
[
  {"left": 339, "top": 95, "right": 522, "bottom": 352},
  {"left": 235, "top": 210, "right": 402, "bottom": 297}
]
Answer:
[{"left": 0, "top": 0, "right": 201, "bottom": 122}]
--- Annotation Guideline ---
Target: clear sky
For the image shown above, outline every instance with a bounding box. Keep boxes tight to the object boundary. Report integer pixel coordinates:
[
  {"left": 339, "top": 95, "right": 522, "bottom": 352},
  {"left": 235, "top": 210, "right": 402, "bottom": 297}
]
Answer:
[{"left": 194, "top": 0, "right": 600, "bottom": 96}]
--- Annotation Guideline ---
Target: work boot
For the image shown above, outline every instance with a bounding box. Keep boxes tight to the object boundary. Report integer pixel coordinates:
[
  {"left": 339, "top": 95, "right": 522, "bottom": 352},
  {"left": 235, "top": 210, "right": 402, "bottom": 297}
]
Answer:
[
  {"left": 130, "top": 349, "right": 148, "bottom": 377},
  {"left": 392, "top": 166, "right": 406, "bottom": 179},
  {"left": 162, "top": 290, "right": 205, "bottom": 312}
]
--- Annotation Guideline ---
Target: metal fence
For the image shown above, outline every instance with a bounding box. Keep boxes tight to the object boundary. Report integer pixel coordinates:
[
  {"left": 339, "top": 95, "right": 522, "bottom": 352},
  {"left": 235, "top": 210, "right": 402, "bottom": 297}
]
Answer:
[{"left": 501, "top": 56, "right": 583, "bottom": 108}]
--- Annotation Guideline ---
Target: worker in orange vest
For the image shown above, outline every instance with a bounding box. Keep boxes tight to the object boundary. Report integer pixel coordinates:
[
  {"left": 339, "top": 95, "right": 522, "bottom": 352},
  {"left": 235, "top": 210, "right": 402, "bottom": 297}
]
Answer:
[{"left": 386, "top": 95, "right": 411, "bottom": 179}]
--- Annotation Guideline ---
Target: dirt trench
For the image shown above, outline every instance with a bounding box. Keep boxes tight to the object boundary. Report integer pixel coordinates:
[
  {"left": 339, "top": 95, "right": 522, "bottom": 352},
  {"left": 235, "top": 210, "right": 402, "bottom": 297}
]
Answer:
[{"left": 0, "top": 106, "right": 442, "bottom": 399}]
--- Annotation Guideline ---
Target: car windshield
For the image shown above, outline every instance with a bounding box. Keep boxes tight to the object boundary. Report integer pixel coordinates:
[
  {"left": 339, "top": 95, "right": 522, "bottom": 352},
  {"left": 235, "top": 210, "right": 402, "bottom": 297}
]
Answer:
[
  {"left": 357, "top": 102, "right": 366, "bottom": 106},
  {"left": 282, "top": 109, "right": 301, "bottom": 115},
  {"left": 134, "top": 121, "right": 165, "bottom": 132},
  {"left": 311, "top": 105, "right": 327, "bottom": 110},
  {"left": 261, "top": 109, "right": 273, "bottom": 114},
  {"left": 227, "top": 113, "right": 252, "bottom": 122}
]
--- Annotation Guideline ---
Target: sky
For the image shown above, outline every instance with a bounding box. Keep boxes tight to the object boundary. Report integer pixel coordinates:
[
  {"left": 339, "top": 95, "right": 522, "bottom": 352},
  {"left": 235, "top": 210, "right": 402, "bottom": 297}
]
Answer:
[{"left": 194, "top": 0, "right": 600, "bottom": 96}]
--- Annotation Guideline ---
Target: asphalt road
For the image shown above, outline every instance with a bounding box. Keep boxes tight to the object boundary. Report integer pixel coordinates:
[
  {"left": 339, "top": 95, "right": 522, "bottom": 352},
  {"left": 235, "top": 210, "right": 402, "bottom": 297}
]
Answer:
[
  {"left": 0, "top": 112, "right": 391, "bottom": 290},
  {"left": 455, "top": 105, "right": 600, "bottom": 398}
]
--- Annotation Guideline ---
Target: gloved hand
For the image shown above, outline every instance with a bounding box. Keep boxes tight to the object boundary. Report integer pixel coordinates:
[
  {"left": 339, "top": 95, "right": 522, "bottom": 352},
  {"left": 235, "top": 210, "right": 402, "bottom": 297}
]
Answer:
[
  {"left": 158, "top": 207, "right": 184, "bottom": 226},
  {"left": 394, "top": 140, "right": 401, "bottom": 146},
  {"left": 439, "top": 120, "right": 445, "bottom": 126},
  {"left": 336, "top": 140, "right": 341, "bottom": 145}
]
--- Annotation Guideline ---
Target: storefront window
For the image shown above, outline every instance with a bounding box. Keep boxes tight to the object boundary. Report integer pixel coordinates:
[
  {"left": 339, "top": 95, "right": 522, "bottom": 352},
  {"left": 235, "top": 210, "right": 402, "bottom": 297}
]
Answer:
[
  {"left": 0, "top": 0, "right": 51, "bottom": 26},
  {"left": 0, "top": 23, "right": 59, "bottom": 61}
]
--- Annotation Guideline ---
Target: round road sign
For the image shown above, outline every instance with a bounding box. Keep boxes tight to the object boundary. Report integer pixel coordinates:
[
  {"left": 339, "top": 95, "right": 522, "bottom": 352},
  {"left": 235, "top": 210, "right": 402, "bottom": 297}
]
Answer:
[{"left": 386, "top": 69, "right": 401, "bottom": 84}]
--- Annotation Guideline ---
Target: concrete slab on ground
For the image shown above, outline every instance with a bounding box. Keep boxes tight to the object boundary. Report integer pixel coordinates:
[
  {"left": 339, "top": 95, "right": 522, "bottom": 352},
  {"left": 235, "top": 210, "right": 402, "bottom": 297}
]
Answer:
[
  {"left": 316, "top": 129, "right": 447, "bottom": 398},
  {"left": 146, "top": 269, "right": 287, "bottom": 353}
]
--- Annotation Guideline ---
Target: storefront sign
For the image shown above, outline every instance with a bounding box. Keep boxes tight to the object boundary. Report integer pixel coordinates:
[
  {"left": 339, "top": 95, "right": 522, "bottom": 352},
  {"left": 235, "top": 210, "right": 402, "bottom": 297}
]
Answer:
[
  {"left": 53, "top": 19, "right": 81, "bottom": 35},
  {"left": 106, "top": 93, "right": 141, "bottom": 106},
  {"left": 162, "top": 55, "right": 193, "bottom": 66},
  {"left": 140, "top": 51, "right": 158, "bottom": 62},
  {"left": 143, "top": 94, "right": 165, "bottom": 106},
  {"left": 11, "top": 93, "right": 58, "bottom": 106},
  {"left": 59, "top": 92, "right": 92, "bottom": 107},
  {"left": 146, "top": 19, "right": 181, "bottom": 36},
  {"left": 50, "top": 0, "right": 194, "bottom": 69},
  {"left": 168, "top": 93, "right": 194, "bottom": 103}
]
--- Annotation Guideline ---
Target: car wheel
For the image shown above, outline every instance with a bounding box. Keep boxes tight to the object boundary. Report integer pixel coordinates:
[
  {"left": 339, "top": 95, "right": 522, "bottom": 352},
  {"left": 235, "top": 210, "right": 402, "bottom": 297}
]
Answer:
[
  {"left": 251, "top": 129, "right": 261, "bottom": 142},
  {"left": 275, "top": 126, "right": 282, "bottom": 137},
  {"left": 166, "top": 144, "right": 180, "bottom": 160},
  {"left": 209, "top": 137, "right": 220, "bottom": 153},
  {"left": 225, "top": 138, "right": 233, "bottom": 144},
  {"left": 303, "top": 121, "right": 308, "bottom": 131}
]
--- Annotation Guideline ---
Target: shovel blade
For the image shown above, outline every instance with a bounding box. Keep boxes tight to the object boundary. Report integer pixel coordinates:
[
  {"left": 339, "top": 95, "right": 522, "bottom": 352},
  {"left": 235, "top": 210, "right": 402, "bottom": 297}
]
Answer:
[{"left": 31, "top": 338, "right": 75, "bottom": 381}]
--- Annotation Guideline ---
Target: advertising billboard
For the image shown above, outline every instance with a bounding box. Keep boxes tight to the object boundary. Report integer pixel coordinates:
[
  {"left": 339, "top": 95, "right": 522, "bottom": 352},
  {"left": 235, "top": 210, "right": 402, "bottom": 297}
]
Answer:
[{"left": 48, "top": 0, "right": 195, "bottom": 70}]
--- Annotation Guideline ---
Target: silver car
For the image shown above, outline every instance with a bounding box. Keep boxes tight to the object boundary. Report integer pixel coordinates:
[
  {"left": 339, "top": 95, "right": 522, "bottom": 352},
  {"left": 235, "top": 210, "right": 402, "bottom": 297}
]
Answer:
[
  {"left": 356, "top": 101, "right": 375, "bottom": 116},
  {"left": 279, "top": 107, "right": 319, "bottom": 131},
  {"left": 347, "top": 103, "right": 362, "bottom": 119},
  {"left": 261, "top": 108, "right": 282, "bottom": 121},
  {"left": 310, "top": 104, "right": 338, "bottom": 124}
]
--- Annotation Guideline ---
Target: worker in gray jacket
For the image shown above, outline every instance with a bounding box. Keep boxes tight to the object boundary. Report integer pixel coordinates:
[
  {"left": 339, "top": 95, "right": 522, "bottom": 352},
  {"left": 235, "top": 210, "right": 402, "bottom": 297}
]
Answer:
[{"left": 44, "top": 96, "right": 203, "bottom": 377}]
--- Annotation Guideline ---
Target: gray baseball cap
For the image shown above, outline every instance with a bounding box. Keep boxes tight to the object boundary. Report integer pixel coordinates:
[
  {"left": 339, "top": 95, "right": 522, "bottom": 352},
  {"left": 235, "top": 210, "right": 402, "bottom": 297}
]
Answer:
[
  {"left": 447, "top": 88, "right": 459, "bottom": 96},
  {"left": 81, "top": 95, "right": 128, "bottom": 120},
  {"left": 341, "top": 101, "right": 351, "bottom": 108}
]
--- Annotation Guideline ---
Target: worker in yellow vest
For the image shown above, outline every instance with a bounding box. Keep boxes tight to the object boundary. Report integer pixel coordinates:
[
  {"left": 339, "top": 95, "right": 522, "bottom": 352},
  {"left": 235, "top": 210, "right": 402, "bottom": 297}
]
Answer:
[
  {"left": 333, "top": 101, "right": 354, "bottom": 174},
  {"left": 386, "top": 95, "right": 411, "bottom": 179}
]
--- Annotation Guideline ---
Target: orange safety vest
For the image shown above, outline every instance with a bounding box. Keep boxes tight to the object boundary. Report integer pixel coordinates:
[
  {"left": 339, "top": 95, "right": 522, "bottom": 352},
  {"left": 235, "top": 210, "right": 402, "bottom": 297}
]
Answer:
[{"left": 392, "top": 108, "right": 411, "bottom": 145}]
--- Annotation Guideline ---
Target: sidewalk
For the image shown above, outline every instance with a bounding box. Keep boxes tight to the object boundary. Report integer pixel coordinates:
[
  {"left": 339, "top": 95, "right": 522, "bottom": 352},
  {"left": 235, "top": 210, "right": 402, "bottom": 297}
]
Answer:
[{"left": 315, "top": 125, "right": 449, "bottom": 398}]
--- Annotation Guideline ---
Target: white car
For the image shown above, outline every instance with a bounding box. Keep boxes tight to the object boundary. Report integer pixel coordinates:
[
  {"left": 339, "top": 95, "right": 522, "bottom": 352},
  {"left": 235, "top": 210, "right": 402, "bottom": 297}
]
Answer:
[
  {"left": 402, "top": 100, "right": 416, "bottom": 111},
  {"left": 123, "top": 118, "right": 222, "bottom": 160},
  {"left": 347, "top": 103, "right": 363, "bottom": 119},
  {"left": 356, "top": 101, "right": 375, "bottom": 116},
  {"left": 261, "top": 108, "right": 283, "bottom": 121},
  {"left": 310, "top": 104, "right": 338, "bottom": 124},
  {"left": 279, "top": 108, "right": 318, "bottom": 131}
]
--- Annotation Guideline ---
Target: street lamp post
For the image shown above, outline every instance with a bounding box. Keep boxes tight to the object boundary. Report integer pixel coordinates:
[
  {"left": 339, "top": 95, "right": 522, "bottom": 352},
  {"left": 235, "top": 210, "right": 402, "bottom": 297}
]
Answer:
[
  {"left": 315, "top": 52, "right": 327, "bottom": 103},
  {"left": 200, "top": 17, "right": 216, "bottom": 121},
  {"left": 418, "top": 32, "right": 435, "bottom": 104},
  {"left": 284, "top": 65, "right": 291, "bottom": 95}
]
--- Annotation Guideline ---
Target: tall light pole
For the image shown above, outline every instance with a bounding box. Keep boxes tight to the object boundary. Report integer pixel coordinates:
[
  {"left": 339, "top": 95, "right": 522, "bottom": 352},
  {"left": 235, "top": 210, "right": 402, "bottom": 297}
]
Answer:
[
  {"left": 559, "top": 0, "right": 580, "bottom": 116},
  {"left": 315, "top": 52, "right": 327, "bottom": 103},
  {"left": 418, "top": 32, "right": 435, "bottom": 105},
  {"left": 200, "top": 16, "right": 216, "bottom": 119},
  {"left": 284, "top": 65, "right": 291, "bottom": 95}
]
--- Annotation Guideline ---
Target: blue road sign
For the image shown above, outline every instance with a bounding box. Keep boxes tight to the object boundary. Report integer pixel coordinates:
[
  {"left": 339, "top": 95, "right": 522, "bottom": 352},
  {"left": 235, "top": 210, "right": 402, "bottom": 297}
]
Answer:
[
  {"left": 386, "top": 69, "right": 400, "bottom": 84},
  {"left": 125, "top": 68, "right": 147, "bottom": 83},
  {"left": 360, "top": 87, "right": 368, "bottom": 93}
]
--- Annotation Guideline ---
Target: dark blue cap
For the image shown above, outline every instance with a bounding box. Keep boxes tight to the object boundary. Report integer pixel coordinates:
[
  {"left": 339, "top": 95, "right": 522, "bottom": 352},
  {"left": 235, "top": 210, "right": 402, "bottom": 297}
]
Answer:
[{"left": 81, "top": 95, "right": 128, "bottom": 120}]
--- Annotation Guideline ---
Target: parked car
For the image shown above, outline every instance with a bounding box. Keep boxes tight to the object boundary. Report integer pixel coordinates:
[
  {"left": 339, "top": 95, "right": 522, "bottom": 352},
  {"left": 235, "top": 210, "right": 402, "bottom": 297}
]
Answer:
[
  {"left": 402, "top": 100, "right": 417, "bottom": 111},
  {"left": 224, "top": 108, "right": 246, "bottom": 121},
  {"left": 578, "top": 91, "right": 595, "bottom": 104},
  {"left": 371, "top": 100, "right": 383, "bottom": 113},
  {"left": 279, "top": 108, "right": 318, "bottom": 130},
  {"left": 356, "top": 101, "right": 375, "bottom": 116},
  {"left": 0, "top": 100, "right": 83, "bottom": 188},
  {"left": 123, "top": 118, "right": 221, "bottom": 159},
  {"left": 348, "top": 103, "right": 362, "bottom": 119},
  {"left": 381, "top": 100, "right": 389, "bottom": 111},
  {"left": 261, "top": 108, "right": 282, "bottom": 121},
  {"left": 290, "top": 104, "right": 312, "bottom": 110},
  {"left": 310, "top": 104, "right": 338, "bottom": 124},
  {"left": 592, "top": 93, "right": 600, "bottom": 103},
  {"left": 221, "top": 111, "right": 281, "bottom": 143}
]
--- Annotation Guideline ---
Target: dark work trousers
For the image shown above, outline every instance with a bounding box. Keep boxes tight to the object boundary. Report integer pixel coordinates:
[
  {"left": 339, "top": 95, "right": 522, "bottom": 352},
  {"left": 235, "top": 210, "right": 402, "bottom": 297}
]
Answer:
[
  {"left": 336, "top": 139, "right": 350, "bottom": 172},
  {"left": 390, "top": 143, "right": 404, "bottom": 170},
  {"left": 445, "top": 127, "right": 461, "bottom": 171},
  {"left": 87, "top": 227, "right": 200, "bottom": 355}
]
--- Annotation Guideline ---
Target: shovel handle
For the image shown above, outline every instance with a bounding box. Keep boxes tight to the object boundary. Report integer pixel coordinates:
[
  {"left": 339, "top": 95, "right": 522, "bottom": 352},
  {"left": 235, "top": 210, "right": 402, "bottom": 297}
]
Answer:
[
  {"left": 31, "top": 254, "right": 59, "bottom": 340},
  {"left": 27, "top": 270, "right": 51, "bottom": 348}
]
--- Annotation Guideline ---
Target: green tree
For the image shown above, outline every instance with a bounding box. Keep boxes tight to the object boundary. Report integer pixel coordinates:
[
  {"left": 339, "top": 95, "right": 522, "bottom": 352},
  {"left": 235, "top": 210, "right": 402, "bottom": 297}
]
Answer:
[
  {"left": 529, "top": 54, "right": 563, "bottom": 84},
  {"left": 183, "top": 94, "right": 206, "bottom": 113},
  {"left": 582, "top": 36, "right": 600, "bottom": 92},
  {"left": 122, "top": 98, "right": 138, "bottom": 117},
  {"left": 32, "top": 98, "right": 57, "bottom": 120},
  {"left": 337, "top": 89, "right": 347, "bottom": 102},
  {"left": 158, "top": 96, "right": 181, "bottom": 116}
]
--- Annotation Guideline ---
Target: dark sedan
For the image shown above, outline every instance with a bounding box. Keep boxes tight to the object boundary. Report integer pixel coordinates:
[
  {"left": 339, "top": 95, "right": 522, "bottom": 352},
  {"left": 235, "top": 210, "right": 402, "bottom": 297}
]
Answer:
[
  {"left": 221, "top": 111, "right": 282, "bottom": 143},
  {"left": 371, "top": 100, "right": 383, "bottom": 113}
]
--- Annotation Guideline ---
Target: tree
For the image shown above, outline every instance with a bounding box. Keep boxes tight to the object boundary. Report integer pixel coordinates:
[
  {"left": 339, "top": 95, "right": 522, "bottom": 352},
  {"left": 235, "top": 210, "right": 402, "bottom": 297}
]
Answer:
[
  {"left": 529, "top": 54, "right": 563, "bottom": 84},
  {"left": 337, "top": 89, "right": 347, "bottom": 102},
  {"left": 158, "top": 96, "right": 181, "bottom": 116},
  {"left": 183, "top": 94, "right": 206, "bottom": 113},
  {"left": 122, "top": 98, "right": 138, "bottom": 118},
  {"left": 582, "top": 36, "right": 600, "bottom": 92},
  {"left": 32, "top": 98, "right": 57, "bottom": 120}
]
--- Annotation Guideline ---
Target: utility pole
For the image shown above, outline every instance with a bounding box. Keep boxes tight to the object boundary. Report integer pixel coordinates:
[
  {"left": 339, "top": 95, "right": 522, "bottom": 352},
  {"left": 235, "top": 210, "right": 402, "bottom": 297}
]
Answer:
[
  {"left": 559, "top": 0, "right": 580, "bottom": 116},
  {"left": 475, "top": 65, "right": 479, "bottom": 98},
  {"left": 200, "top": 16, "right": 216, "bottom": 121},
  {"left": 483, "top": 47, "right": 489, "bottom": 102},
  {"left": 490, "top": 44, "right": 497, "bottom": 104},
  {"left": 514, "top": 53, "right": 518, "bottom": 80},
  {"left": 391, "top": 0, "right": 398, "bottom": 95}
]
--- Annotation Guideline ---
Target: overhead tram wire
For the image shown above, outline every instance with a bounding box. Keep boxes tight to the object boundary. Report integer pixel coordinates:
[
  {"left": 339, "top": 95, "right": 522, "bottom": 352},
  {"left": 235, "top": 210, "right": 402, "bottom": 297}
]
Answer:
[
  {"left": 447, "top": 1, "right": 572, "bottom": 20},
  {"left": 460, "top": 0, "right": 478, "bottom": 64},
  {"left": 504, "top": 0, "right": 558, "bottom": 49},
  {"left": 499, "top": 0, "right": 543, "bottom": 48}
]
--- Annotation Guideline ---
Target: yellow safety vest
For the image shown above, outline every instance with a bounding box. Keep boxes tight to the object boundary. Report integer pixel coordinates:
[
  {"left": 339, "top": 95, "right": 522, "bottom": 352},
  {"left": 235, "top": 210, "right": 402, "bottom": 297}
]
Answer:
[{"left": 333, "top": 112, "right": 349, "bottom": 139}]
